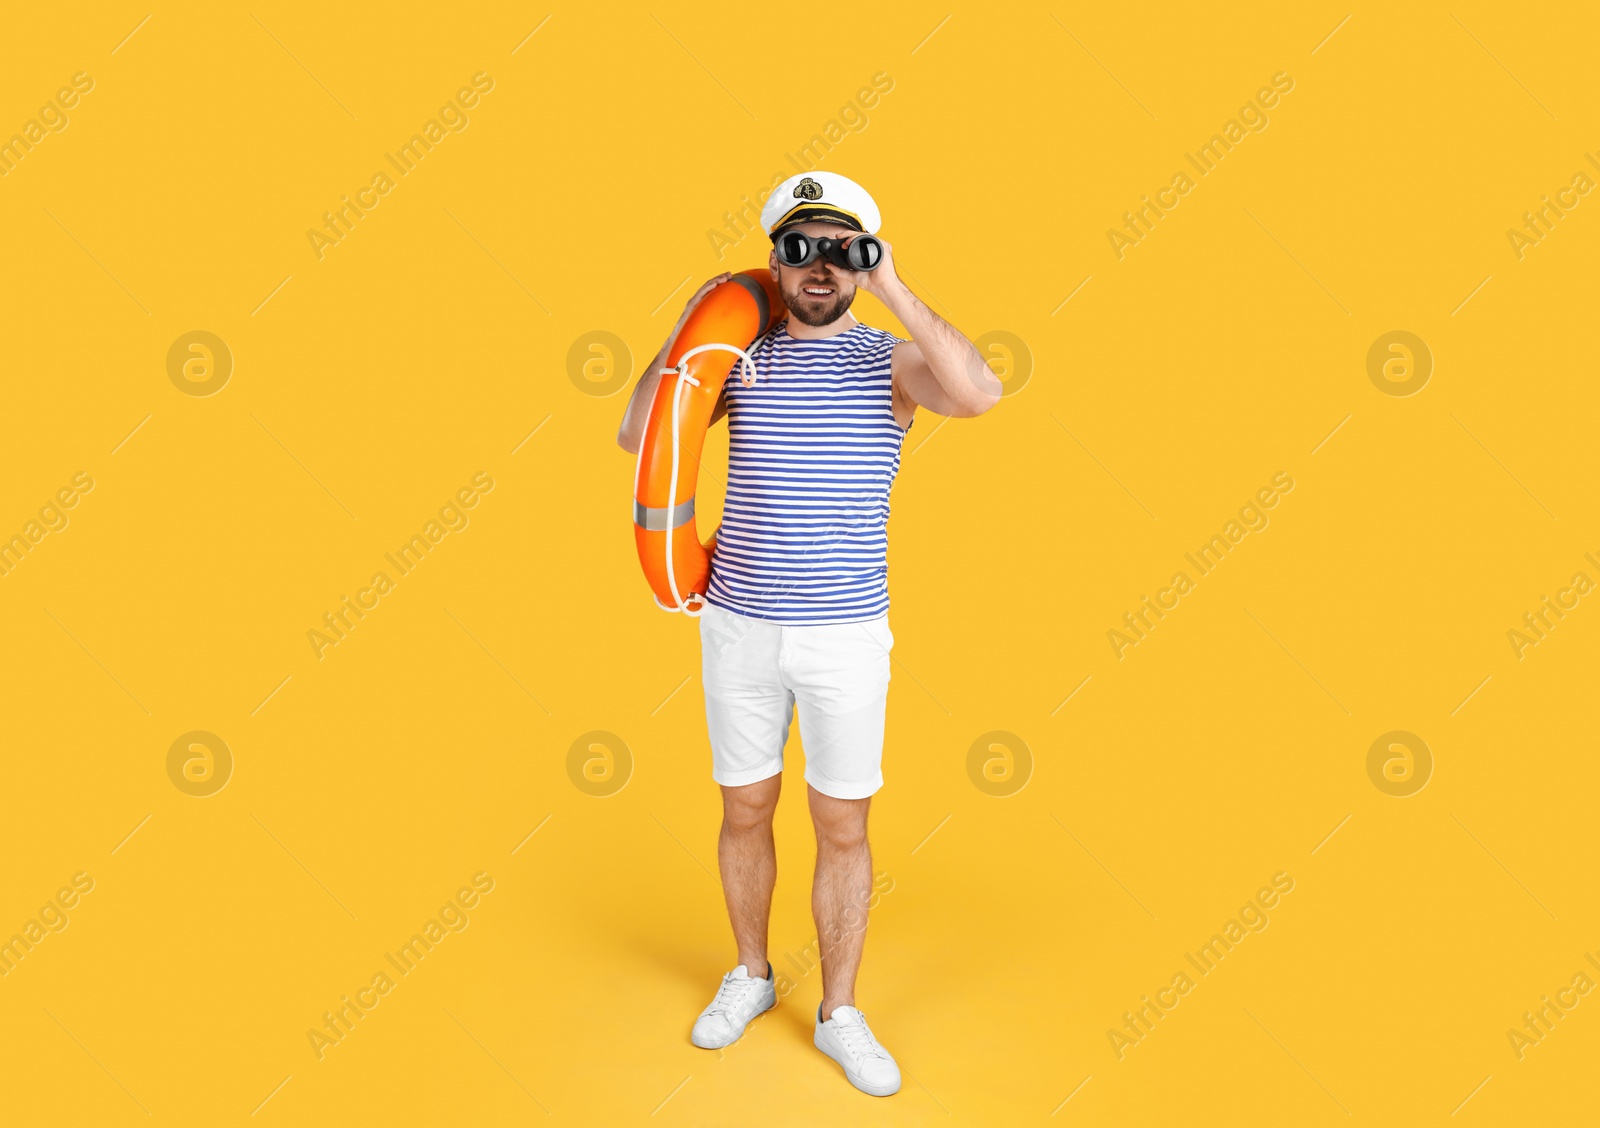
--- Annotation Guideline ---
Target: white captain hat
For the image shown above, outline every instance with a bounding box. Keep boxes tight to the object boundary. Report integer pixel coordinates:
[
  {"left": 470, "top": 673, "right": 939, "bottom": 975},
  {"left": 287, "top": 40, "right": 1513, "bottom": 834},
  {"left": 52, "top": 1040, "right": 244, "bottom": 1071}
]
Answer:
[{"left": 760, "top": 172, "right": 882, "bottom": 237}]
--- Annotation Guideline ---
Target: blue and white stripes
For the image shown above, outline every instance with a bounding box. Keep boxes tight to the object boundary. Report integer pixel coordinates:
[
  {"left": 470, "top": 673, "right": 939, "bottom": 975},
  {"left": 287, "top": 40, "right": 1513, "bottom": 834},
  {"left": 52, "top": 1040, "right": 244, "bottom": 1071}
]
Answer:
[{"left": 705, "top": 321, "right": 910, "bottom": 625}]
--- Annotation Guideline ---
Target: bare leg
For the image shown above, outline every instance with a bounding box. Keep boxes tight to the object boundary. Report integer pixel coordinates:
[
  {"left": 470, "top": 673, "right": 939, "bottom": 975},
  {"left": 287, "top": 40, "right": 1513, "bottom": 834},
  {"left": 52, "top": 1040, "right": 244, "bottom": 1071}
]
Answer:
[
  {"left": 718, "top": 774, "right": 781, "bottom": 974},
  {"left": 808, "top": 784, "right": 873, "bottom": 1020}
]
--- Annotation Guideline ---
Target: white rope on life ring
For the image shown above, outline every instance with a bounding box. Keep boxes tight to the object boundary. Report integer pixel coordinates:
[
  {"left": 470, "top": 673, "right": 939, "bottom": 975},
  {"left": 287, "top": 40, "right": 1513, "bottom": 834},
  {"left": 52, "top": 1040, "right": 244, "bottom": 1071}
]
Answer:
[{"left": 657, "top": 341, "right": 759, "bottom": 616}]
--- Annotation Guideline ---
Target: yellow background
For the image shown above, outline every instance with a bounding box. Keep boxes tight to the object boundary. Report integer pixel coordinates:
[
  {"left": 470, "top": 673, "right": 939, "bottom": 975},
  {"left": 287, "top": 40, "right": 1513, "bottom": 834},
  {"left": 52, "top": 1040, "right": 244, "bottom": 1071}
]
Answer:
[{"left": 2, "top": 2, "right": 1596, "bottom": 1124}]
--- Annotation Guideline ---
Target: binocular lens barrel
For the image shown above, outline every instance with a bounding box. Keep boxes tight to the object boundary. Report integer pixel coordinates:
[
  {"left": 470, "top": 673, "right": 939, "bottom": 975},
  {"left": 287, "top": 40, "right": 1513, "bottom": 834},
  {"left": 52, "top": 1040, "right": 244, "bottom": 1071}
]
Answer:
[
  {"left": 774, "top": 231, "right": 883, "bottom": 272},
  {"left": 840, "top": 235, "right": 883, "bottom": 271}
]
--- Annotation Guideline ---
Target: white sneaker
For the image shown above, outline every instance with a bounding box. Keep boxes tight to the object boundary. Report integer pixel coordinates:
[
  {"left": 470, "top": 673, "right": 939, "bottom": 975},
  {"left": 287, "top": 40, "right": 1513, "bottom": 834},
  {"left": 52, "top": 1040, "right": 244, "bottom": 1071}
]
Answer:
[
  {"left": 691, "top": 963, "right": 776, "bottom": 1049},
  {"left": 814, "top": 1004, "right": 901, "bottom": 1096}
]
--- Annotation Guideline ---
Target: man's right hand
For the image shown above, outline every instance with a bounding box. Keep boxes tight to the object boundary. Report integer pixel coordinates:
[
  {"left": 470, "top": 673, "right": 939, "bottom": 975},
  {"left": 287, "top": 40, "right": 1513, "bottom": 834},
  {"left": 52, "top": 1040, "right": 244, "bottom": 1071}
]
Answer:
[
  {"left": 616, "top": 272, "right": 735, "bottom": 454},
  {"left": 671, "top": 273, "right": 734, "bottom": 343}
]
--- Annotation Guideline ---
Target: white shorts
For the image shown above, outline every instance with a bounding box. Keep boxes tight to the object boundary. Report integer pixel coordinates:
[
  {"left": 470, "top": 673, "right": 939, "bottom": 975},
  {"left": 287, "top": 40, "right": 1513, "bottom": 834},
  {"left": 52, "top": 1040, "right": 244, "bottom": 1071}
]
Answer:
[{"left": 698, "top": 601, "right": 893, "bottom": 800}]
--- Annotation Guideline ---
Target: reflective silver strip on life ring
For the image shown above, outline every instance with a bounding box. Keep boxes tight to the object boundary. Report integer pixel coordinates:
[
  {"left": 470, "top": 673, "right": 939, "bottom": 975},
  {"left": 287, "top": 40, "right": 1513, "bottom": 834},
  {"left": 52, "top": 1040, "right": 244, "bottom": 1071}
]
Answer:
[{"left": 634, "top": 497, "right": 695, "bottom": 530}]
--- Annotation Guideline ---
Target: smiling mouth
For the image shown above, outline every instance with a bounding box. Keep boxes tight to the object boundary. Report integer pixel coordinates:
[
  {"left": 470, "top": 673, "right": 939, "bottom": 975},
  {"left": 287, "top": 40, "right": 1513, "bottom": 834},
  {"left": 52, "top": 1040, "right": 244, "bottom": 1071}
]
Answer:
[{"left": 802, "top": 285, "right": 834, "bottom": 297}]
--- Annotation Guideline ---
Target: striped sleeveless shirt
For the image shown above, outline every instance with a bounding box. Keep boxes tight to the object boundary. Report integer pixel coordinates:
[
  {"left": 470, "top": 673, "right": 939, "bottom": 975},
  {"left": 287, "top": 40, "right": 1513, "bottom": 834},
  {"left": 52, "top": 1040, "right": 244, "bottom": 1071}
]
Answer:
[{"left": 705, "top": 319, "right": 911, "bottom": 625}]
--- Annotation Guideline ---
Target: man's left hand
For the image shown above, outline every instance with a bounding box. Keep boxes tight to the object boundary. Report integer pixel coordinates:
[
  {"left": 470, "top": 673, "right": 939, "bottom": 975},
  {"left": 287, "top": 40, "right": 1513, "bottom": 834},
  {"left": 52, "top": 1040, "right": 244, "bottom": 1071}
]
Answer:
[{"left": 846, "top": 235, "right": 902, "bottom": 299}]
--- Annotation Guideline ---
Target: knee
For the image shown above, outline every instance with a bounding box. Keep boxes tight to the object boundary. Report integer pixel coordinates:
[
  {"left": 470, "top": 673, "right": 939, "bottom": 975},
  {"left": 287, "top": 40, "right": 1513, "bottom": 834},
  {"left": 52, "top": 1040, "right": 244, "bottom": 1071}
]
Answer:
[
  {"left": 812, "top": 811, "right": 868, "bottom": 853},
  {"left": 723, "top": 796, "right": 777, "bottom": 835}
]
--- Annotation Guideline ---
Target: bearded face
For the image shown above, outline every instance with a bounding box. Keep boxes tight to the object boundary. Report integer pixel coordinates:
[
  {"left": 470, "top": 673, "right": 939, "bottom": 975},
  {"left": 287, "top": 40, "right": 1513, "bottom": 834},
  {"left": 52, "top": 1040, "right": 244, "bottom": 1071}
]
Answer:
[{"left": 770, "top": 222, "right": 859, "bottom": 327}]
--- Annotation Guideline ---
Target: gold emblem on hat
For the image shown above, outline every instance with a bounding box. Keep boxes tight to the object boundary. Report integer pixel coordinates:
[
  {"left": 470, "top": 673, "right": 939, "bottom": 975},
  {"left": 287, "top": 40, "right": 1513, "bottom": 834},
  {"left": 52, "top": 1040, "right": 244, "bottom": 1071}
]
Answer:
[{"left": 793, "top": 177, "right": 823, "bottom": 200}]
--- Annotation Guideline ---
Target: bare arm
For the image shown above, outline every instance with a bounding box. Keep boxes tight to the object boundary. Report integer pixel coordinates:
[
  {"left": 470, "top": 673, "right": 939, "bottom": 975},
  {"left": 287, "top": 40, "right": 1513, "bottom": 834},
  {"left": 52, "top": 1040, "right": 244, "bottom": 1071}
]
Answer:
[
  {"left": 615, "top": 272, "right": 732, "bottom": 454},
  {"left": 852, "top": 239, "right": 1001, "bottom": 420}
]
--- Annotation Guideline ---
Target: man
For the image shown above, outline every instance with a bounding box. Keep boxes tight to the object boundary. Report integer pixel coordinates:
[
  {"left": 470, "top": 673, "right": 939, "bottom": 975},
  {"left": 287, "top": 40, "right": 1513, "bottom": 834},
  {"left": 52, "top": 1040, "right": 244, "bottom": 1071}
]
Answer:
[{"left": 615, "top": 172, "right": 1000, "bottom": 1096}]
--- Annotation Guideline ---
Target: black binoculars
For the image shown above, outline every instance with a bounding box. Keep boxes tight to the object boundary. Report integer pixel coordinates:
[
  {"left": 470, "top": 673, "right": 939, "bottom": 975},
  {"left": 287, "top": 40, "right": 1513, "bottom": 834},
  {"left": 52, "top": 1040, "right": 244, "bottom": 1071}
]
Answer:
[{"left": 772, "top": 229, "right": 884, "bottom": 272}]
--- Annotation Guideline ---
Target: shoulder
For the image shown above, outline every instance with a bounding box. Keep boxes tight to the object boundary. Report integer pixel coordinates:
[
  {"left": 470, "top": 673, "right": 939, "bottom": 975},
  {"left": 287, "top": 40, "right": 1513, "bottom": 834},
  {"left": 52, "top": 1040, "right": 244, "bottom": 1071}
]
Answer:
[
  {"left": 852, "top": 323, "right": 911, "bottom": 366},
  {"left": 733, "top": 324, "right": 782, "bottom": 380},
  {"left": 854, "top": 323, "right": 905, "bottom": 347},
  {"left": 850, "top": 324, "right": 904, "bottom": 367},
  {"left": 751, "top": 323, "right": 784, "bottom": 353}
]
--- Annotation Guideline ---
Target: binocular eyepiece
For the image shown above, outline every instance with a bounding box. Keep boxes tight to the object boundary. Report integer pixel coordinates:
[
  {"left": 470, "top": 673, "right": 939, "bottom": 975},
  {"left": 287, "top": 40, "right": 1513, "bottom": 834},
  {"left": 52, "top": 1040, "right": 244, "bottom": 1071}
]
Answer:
[{"left": 772, "top": 229, "right": 884, "bottom": 272}]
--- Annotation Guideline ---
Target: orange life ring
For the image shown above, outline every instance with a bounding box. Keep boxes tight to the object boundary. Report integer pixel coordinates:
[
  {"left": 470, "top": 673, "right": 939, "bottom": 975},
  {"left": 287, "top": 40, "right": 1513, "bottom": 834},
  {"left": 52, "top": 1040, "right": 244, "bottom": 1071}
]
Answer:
[{"left": 633, "top": 269, "right": 785, "bottom": 613}]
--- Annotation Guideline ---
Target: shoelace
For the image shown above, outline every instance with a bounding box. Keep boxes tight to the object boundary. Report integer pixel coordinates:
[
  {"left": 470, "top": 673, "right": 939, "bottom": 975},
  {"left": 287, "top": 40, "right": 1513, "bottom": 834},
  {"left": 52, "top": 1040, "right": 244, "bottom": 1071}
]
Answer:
[
  {"left": 706, "top": 973, "right": 762, "bottom": 1019},
  {"left": 835, "top": 1014, "right": 889, "bottom": 1061}
]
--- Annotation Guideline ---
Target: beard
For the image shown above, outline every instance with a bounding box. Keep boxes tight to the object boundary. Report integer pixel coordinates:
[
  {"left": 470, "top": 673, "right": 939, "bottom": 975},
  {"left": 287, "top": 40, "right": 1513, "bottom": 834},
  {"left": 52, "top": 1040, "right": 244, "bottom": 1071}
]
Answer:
[{"left": 781, "top": 275, "right": 856, "bottom": 326}]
